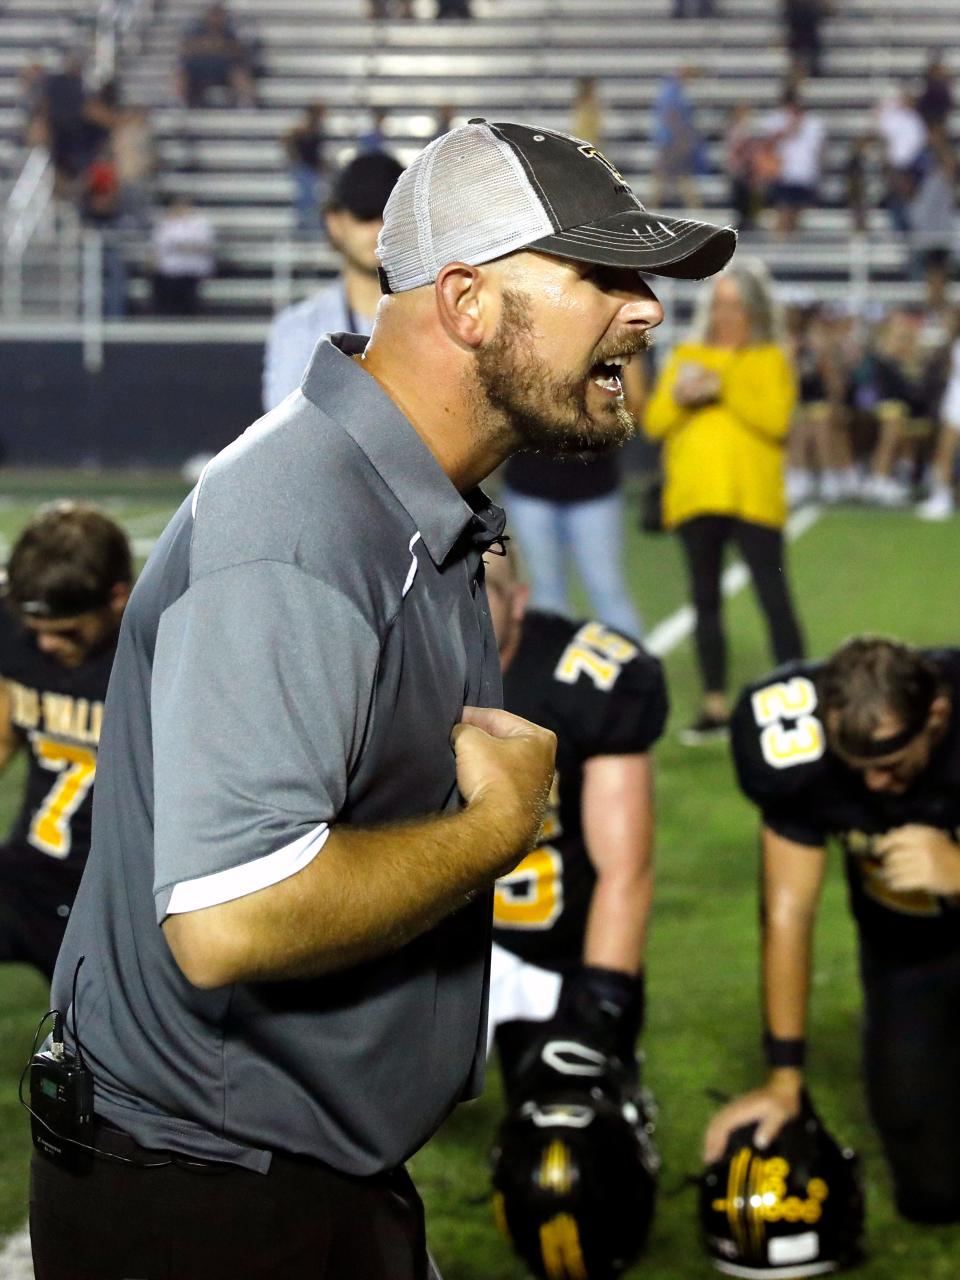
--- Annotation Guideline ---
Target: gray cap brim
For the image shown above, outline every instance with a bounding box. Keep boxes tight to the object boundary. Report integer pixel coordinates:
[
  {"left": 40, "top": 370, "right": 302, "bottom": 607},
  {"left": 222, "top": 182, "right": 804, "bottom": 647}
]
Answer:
[{"left": 529, "top": 208, "right": 737, "bottom": 281}]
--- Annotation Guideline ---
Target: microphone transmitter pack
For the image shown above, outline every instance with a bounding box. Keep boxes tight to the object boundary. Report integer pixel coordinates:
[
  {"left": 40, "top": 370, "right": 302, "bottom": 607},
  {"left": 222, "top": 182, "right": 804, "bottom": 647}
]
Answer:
[{"left": 29, "top": 1044, "right": 94, "bottom": 1171}]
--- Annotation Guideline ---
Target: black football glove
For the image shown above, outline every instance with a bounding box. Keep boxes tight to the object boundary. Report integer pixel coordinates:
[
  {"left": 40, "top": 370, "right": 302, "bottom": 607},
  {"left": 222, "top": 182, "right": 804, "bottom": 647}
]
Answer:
[{"left": 509, "top": 966, "right": 647, "bottom": 1104}]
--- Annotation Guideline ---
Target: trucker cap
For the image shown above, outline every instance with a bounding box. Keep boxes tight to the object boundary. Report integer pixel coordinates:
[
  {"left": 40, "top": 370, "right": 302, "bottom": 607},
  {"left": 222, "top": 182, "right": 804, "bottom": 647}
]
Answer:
[{"left": 377, "top": 118, "right": 736, "bottom": 293}]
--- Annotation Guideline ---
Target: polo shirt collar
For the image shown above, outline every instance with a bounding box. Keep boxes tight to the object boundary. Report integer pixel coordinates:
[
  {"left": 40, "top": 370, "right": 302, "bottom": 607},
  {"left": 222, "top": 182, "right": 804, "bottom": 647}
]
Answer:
[{"left": 301, "top": 334, "right": 504, "bottom": 565}]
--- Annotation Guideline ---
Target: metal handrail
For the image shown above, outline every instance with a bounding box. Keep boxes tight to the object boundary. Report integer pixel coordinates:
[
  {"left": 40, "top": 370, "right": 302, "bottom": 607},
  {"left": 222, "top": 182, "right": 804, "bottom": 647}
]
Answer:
[
  {"left": 4, "top": 148, "right": 53, "bottom": 254},
  {"left": 2, "top": 148, "right": 55, "bottom": 316}
]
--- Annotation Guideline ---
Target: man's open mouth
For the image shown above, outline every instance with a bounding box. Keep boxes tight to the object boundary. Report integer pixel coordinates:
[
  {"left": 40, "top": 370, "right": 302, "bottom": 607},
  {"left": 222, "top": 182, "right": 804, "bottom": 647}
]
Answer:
[{"left": 590, "top": 353, "right": 631, "bottom": 394}]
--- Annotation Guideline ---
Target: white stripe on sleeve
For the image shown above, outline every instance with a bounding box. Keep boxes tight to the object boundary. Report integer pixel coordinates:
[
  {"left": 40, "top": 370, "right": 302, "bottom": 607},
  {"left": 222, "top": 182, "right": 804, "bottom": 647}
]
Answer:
[{"left": 165, "top": 821, "right": 330, "bottom": 914}]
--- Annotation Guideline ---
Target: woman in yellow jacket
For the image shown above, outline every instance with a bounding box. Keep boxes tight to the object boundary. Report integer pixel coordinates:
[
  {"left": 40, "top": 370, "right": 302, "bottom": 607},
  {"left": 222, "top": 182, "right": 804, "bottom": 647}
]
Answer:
[{"left": 645, "top": 262, "right": 805, "bottom": 742}]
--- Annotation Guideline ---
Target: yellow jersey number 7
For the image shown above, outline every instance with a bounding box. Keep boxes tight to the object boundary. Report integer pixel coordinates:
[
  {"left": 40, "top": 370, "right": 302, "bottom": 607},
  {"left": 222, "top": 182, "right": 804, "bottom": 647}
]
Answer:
[{"left": 29, "top": 734, "right": 98, "bottom": 859}]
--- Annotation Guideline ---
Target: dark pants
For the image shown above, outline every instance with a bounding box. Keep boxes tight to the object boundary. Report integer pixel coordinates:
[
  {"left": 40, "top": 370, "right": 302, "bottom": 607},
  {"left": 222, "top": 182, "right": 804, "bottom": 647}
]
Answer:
[
  {"left": 153, "top": 273, "right": 201, "bottom": 316},
  {"left": 677, "top": 515, "right": 805, "bottom": 694},
  {"left": 31, "top": 1129, "right": 431, "bottom": 1279},
  {"left": 861, "top": 942, "right": 960, "bottom": 1223}
]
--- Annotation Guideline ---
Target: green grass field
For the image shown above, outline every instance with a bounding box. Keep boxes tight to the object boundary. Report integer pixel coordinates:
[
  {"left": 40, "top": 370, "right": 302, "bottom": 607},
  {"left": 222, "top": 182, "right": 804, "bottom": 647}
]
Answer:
[{"left": 0, "top": 476, "right": 959, "bottom": 1278}]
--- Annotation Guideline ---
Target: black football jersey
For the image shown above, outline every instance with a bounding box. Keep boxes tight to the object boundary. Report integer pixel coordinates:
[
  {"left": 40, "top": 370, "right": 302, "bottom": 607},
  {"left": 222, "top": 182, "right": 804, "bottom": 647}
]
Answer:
[
  {"left": 492, "top": 611, "right": 668, "bottom": 973},
  {"left": 0, "top": 604, "right": 117, "bottom": 892},
  {"left": 731, "top": 651, "right": 960, "bottom": 961}
]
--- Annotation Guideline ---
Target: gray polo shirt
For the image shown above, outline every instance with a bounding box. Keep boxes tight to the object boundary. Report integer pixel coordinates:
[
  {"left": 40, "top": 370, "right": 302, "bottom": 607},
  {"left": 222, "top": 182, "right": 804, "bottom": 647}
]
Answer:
[{"left": 52, "top": 334, "right": 505, "bottom": 1175}]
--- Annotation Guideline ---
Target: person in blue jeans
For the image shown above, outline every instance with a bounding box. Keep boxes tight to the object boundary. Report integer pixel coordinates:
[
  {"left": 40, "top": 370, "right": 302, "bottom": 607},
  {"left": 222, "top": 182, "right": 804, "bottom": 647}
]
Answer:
[
  {"left": 286, "top": 103, "right": 327, "bottom": 233},
  {"left": 502, "top": 452, "right": 643, "bottom": 640}
]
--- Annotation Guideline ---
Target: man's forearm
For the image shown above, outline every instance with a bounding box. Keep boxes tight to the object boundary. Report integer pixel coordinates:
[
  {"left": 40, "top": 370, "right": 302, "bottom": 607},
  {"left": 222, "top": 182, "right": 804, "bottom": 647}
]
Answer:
[
  {"left": 760, "top": 829, "right": 825, "bottom": 1061},
  {"left": 762, "top": 913, "right": 811, "bottom": 1101},
  {"left": 580, "top": 753, "right": 655, "bottom": 975},
  {"left": 164, "top": 797, "right": 529, "bottom": 988},
  {"left": 762, "top": 907, "right": 814, "bottom": 1047},
  {"left": 583, "top": 870, "right": 651, "bottom": 973}
]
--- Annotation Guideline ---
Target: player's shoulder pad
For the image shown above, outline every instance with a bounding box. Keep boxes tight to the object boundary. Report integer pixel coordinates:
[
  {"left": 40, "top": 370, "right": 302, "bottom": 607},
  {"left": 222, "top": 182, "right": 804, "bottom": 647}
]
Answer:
[{"left": 731, "top": 659, "right": 829, "bottom": 805}]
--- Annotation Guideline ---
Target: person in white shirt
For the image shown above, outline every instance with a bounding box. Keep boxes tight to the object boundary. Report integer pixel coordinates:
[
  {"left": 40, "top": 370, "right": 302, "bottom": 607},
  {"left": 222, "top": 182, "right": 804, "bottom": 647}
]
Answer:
[
  {"left": 875, "top": 86, "right": 928, "bottom": 234},
  {"left": 760, "top": 89, "right": 825, "bottom": 235},
  {"left": 151, "top": 197, "right": 215, "bottom": 315},
  {"left": 262, "top": 150, "right": 403, "bottom": 412}
]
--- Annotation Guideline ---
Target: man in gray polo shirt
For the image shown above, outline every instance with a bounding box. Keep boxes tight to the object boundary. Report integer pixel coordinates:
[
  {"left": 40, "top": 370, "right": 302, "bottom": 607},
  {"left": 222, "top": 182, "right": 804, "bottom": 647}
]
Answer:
[{"left": 32, "top": 120, "right": 735, "bottom": 1280}]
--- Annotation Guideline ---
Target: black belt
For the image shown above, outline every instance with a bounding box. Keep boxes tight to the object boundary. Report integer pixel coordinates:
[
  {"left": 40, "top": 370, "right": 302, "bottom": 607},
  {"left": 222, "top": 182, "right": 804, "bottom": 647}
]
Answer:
[{"left": 92, "top": 1119, "right": 235, "bottom": 1174}]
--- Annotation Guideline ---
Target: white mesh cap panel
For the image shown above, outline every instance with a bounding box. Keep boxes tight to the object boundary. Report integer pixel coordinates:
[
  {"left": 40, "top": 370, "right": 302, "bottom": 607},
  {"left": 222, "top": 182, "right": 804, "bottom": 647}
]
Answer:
[{"left": 377, "top": 123, "right": 554, "bottom": 292}]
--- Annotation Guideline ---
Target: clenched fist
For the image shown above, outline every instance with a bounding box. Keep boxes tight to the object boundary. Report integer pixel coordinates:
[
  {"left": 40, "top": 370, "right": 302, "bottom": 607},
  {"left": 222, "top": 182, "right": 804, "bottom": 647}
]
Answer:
[
  {"left": 875, "top": 824, "right": 960, "bottom": 896},
  {"left": 452, "top": 706, "right": 557, "bottom": 876}
]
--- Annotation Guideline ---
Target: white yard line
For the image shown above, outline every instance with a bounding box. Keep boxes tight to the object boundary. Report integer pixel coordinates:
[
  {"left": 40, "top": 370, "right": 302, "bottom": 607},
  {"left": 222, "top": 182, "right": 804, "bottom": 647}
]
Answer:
[
  {"left": 645, "top": 505, "right": 822, "bottom": 658},
  {"left": 0, "top": 1224, "right": 33, "bottom": 1278}
]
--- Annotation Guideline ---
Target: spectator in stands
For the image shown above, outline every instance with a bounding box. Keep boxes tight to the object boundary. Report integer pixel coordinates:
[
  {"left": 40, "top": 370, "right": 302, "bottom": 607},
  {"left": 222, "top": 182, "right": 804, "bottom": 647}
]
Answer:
[
  {"left": 83, "top": 151, "right": 119, "bottom": 223},
  {"left": 82, "top": 78, "right": 119, "bottom": 163},
  {"left": 262, "top": 150, "right": 403, "bottom": 411},
  {"left": 82, "top": 145, "right": 128, "bottom": 318},
  {"left": 909, "top": 125, "right": 956, "bottom": 305},
  {"left": 781, "top": 0, "right": 826, "bottom": 77},
  {"left": 859, "top": 309, "right": 930, "bottom": 507},
  {"left": 786, "top": 303, "right": 858, "bottom": 505},
  {"left": 151, "top": 197, "right": 215, "bottom": 316},
  {"left": 42, "top": 52, "right": 88, "bottom": 191},
  {"left": 359, "top": 107, "right": 390, "bottom": 152},
  {"left": 760, "top": 88, "right": 825, "bottom": 235},
  {"left": 572, "top": 76, "right": 603, "bottom": 147},
  {"left": 915, "top": 52, "right": 953, "bottom": 132},
  {"left": 286, "top": 102, "right": 328, "bottom": 233},
  {"left": 917, "top": 310, "right": 960, "bottom": 521},
  {"left": 437, "top": 0, "right": 473, "bottom": 16},
  {"left": 114, "top": 104, "right": 156, "bottom": 230},
  {"left": 645, "top": 262, "right": 804, "bottom": 743},
  {"left": 724, "top": 103, "right": 760, "bottom": 231},
  {"left": 652, "top": 66, "right": 707, "bottom": 208},
  {"left": 875, "top": 85, "right": 928, "bottom": 234},
  {"left": 178, "top": 3, "right": 256, "bottom": 109},
  {"left": 672, "top": 0, "right": 715, "bottom": 15}
]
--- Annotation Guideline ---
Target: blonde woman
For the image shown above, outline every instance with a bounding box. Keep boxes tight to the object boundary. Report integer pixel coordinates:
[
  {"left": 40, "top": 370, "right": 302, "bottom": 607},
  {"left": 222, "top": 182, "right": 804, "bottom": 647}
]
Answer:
[{"left": 645, "top": 262, "right": 805, "bottom": 742}]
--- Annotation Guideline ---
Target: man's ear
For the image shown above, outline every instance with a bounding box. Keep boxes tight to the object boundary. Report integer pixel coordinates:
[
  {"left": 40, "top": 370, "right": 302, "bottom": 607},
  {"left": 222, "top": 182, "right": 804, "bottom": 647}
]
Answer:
[
  {"left": 109, "top": 581, "right": 131, "bottom": 620},
  {"left": 928, "top": 692, "right": 951, "bottom": 734},
  {"left": 434, "top": 262, "right": 490, "bottom": 349}
]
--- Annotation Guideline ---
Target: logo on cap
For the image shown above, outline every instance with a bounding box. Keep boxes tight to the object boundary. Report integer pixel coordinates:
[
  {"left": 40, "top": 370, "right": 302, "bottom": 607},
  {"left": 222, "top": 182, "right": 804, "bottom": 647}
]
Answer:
[{"left": 576, "top": 144, "right": 632, "bottom": 195}]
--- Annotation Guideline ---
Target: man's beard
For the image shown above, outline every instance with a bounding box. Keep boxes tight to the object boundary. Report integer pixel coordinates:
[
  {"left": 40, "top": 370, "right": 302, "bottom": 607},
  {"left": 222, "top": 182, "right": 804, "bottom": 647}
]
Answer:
[{"left": 472, "top": 287, "right": 649, "bottom": 455}]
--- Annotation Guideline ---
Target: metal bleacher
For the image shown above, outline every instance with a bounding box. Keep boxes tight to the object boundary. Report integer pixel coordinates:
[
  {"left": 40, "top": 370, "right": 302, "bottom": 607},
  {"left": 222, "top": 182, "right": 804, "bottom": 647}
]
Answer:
[{"left": 1, "top": 0, "right": 958, "bottom": 321}]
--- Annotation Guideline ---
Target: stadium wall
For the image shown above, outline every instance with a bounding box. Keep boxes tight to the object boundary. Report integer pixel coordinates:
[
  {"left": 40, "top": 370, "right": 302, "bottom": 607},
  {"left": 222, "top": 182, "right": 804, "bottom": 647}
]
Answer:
[{"left": 0, "top": 337, "right": 262, "bottom": 467}]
